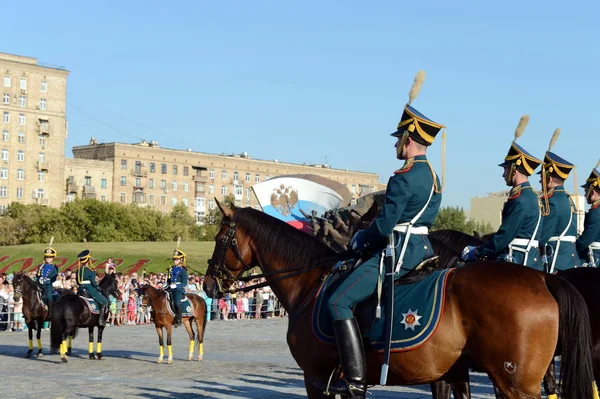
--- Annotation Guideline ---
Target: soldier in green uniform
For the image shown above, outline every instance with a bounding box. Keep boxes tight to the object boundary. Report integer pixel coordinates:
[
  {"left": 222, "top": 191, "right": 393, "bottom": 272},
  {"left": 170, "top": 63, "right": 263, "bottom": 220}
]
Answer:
[
  {"left": 576, "top": 161, "right": 600, "bottom": 266},
  {"left": 76, "top": 249, "right": 109, "bottom": 326},
  {"left": 319, "top": 71, "right": 443, "bottom": 399},
  {"left": 167, "top": 248, "right": 188, "bottom": 327},
  {"left": 537, "top": 129, "right": 580, "bottom": 272},
  {"left": 462, "top": 115, "right": 543, "bottom": 270},
  {"left": 36, "top": 247, "right": 58, "bottom": 317}
]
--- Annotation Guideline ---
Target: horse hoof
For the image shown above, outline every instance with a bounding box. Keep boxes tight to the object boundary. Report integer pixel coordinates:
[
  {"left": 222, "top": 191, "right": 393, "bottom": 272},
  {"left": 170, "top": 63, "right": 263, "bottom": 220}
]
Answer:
[
  {"left": 166, "top": 358, "right": 173, "bottom": 364},
  {"left": 197, "top": 356, "right": 203, "bottom": 361},
  {"left": 61, "top": 357, "right": 68, "bottom": 363},
  {"left": 25, "top": 351, "right": 32, "bottom": 358},
  {"left": 157, "top": 358, "right": 163, "bottom": 364},
  {"left": 89, "top": 353, "right": 96, "bottom": 360},
  {"left": 97, "top": 353, "right": 103, "bottom": 360},
  {"left": 187, "top": 356, "right": 193, "bottom": 361},
  {"left": 36, "top": 352, "right": 43, "bottom": 358}
]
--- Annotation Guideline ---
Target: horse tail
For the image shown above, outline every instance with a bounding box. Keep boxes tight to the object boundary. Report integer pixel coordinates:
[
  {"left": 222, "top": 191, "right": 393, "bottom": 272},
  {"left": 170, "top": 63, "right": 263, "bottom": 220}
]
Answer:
[
  {"left": 50, "top": 298, "right": 65, "bottom": 349},
  {"left": 199, "top": 297, "right": 208, "bottom": 344},
  {"left": 545, "top": 273, "right": 594, "bottom": 399}
]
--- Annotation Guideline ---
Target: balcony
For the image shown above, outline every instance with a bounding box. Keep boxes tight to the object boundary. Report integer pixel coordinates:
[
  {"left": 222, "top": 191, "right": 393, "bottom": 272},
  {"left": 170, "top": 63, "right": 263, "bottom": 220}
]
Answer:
[
  {"left": 133, "top": 185, "right": 144, "bottom": 192},
  {"left": 38, "top": 121, "right": 50, "bottom": 135},
  {"left": 67, "top": 183, "right": 79, "bottom": 193},
  {"left": 83, "top": 185, "right": 96, "bottom": 196},
  {"left": 36, "top": 161, "right": 49, "bottom": 171},
  {"left": 39, "top": 198, "right": 49, "bottom": 206},
  {"left": 131, "top": 168, "right": 148, "bottom": 177},
  {"left": 192, "top": 174, "right": 208, "bottom": 183}
]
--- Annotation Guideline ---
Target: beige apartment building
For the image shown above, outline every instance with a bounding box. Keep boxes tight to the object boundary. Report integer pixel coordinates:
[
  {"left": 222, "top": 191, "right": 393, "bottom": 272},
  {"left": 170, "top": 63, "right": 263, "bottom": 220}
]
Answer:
[
  {"left": 72, "top": 140, "right": 384, "bottom": 221},
  {"left": 64, "top": 158, "right": 113, "bottom": 201},
  {"left": 0, "top": 52, "right": 69, "bottom": 211}
]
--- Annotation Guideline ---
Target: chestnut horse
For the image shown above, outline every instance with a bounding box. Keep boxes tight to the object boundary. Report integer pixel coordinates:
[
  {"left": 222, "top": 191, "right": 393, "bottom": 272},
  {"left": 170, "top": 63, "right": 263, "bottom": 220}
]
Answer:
[
  {"left": 138, "top": 284, "right": 207, "bottom": 364},
  {"left": 12, "top": 273, "right": 71, "bottom": 358},
  {"left": 204, "top": 201, "right": 594, "bottom": 399}
]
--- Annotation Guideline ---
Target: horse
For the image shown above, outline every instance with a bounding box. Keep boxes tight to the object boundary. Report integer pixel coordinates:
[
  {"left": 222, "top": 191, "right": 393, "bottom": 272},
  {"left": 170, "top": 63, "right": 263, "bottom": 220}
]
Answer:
[
  {"left": 204, "top": 201, "right": 595, "bottom": 399},
  {"left": 50, "top": 273, "right": 120, "bottom": 363},
  {"left": 138, "top": 284, "right": 207, "bottom": 364},
  {"left": 12, "top": 272, "right": 72, "bottom": 358}
]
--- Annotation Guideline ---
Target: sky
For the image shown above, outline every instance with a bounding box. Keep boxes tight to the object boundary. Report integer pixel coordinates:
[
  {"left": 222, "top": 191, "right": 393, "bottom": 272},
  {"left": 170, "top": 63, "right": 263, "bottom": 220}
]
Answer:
[{"left": 2, "top": 1, "right": 599, "bottom": 209}]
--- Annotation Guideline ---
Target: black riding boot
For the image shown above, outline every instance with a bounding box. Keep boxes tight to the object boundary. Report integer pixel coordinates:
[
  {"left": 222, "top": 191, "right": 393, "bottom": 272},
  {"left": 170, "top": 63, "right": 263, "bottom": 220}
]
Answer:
[
  {"left": 175, "top": 307, "right": 182, "bottom": 327},
  {"left": 315, "top": 318, "right": 367, "bottom": 398},
  {"left": 98, "top": 304, "right": 107, "bottom": 326},
  {"left": 48, "top": 301, "right": 54, "bottom": 318}
]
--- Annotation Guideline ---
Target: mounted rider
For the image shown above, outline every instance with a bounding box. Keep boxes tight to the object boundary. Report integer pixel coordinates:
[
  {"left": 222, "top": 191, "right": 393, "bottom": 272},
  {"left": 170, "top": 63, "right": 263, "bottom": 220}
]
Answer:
[
  {"left": 462, "top": 115, "right": 543, "bottom": 270},
  {"left": 167, "top": 247, "right": 188, "bottom": 327},
  {"left": 319, "top": 71, "right": 444, "bottom": 399},
  {"left": 576, "top": 160, "right": 600, "bottom": 266},
  {"left": 36, "top": 245, "right": 58, "bottom": 317},
  {"left": 537, "top": 128, "right": 580, "bottom": 272},
  {"left": 76, "top": 249, "right": 109, "bottom": 326}
]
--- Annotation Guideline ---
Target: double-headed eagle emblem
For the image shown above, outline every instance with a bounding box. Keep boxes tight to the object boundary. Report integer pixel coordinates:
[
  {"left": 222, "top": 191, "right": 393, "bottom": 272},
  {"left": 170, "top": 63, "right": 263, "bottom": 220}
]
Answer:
[{"left": 270, "top": 184, "right": 299, "bottom": 216}]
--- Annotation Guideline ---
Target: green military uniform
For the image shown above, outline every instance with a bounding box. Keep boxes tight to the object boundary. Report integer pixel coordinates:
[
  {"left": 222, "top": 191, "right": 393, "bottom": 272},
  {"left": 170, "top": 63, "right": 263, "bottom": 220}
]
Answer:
[
  {"left": 466, "top": 116, "right": 543, "bottom": 270},
  {"left": 167, "top": 248, "right": 188, "bottom": 327},
  {"left": 576, "top": 164, "right": 600, "bottom": 266},
  {"left": 36, "top": 247, "right": 58, "bottom": 316},
  {"left": 318, "top": 71, "right": 444, "bottom": 399},
  {"left": 538, "top": 141, "right": 580, "bottom": 271},
  {"left": 76, "top": 249, "right": 108, "bottom": 326}
]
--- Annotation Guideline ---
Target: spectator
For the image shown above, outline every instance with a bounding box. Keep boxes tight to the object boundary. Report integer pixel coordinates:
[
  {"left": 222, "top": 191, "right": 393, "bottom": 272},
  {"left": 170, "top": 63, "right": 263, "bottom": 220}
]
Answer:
[
  {"left": 186, "top": 276, "right": 198, "bottom": 294},
  {"left": 10, "top": 287, "right": 23, "bottom": 331},
  {"left": 236, "top": 293, "right": 244, "bottom": 320},
  {"left": 53, "top": 273, "right": 66, "bottom": 289},
  {"left": 254, "top": 286, "right": 264, "bottom": 319},
  {"left": 105, "top": 258, "right": 116, "bottom": 274},
  {"left": 127, "top": 289, "right": 137, "bottom": 324},
  {"left": 242, "top": 293, "right": 250, "bottom": 319}
]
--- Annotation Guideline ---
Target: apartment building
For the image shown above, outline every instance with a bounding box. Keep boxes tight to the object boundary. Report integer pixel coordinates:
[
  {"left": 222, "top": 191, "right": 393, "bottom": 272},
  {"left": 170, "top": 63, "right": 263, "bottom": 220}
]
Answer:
[{"left": 0, "top": 52, "right": 69, "bottom": 212}]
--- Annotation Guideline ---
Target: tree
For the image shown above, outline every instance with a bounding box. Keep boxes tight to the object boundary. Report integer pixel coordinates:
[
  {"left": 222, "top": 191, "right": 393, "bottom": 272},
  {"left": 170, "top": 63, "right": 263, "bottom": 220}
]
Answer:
[{"left": 433, "top": 206, "right": 494, "bottom": 235}]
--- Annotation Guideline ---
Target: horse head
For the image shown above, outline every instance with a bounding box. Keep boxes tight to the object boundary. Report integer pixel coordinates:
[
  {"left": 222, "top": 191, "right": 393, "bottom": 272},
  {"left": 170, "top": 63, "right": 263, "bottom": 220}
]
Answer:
[
  {"left": 99, "top": 273, "right": 120, "bottom": 298},
  {"left": 12, "top": 272, "right": 26, "bottom": 302}
]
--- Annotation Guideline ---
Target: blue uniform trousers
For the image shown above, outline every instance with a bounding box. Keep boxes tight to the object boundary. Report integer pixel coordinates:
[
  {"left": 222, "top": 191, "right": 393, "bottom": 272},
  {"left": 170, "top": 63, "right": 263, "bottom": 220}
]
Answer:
[
  {"left": 40, "top": 283, "right": 53, "bottom": 307},
  {"left": 82, "top": 285, "right": 108, "bottom": 306}
]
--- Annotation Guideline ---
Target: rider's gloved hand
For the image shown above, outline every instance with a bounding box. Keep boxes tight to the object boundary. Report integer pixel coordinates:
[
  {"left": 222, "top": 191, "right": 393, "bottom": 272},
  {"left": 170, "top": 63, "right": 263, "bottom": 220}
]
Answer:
[{"left": 461, "top": 246, "right": 478, "bottom": 262}]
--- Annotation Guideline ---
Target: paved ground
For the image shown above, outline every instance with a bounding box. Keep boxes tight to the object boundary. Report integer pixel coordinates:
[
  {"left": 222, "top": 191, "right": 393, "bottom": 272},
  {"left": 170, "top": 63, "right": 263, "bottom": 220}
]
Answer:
[{"left": 1, "top": 318, "right": 503, "bottom": 398}]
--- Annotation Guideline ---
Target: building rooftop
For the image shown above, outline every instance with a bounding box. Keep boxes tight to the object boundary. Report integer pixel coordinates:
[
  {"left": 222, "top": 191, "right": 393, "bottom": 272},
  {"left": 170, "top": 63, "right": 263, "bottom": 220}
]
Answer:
[{"left": 0, "top": 52, "right": 68, "bottom": 72}]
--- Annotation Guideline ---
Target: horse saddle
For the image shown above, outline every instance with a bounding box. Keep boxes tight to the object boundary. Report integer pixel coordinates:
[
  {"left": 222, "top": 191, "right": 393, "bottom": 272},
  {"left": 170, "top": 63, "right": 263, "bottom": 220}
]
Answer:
[
  {"left": 313, "top": 256, "right": 455, "bottom": 352},
  {"left": 164, "top": 292, "right": 194, "bottom": 317}
]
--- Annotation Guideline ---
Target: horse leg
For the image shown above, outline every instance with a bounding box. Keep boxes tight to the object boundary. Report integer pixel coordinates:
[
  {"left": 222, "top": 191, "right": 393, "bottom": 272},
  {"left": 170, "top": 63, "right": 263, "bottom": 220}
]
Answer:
[
  {"left": 96, "top": 326, "right": 104, "bottom": 360},
  {"left": 593, "top": 354, "right": 600, "bottom": 399},
  {"left": 543, "top": 360, "right": 558, "bottom": 399},
  {"left": 451, "top": 369, "right": 472, "bottom": 399},
  {"left": 88, "top": 326, "right": 96, "bottom": 359},
  {"left": 166, "top": 324, "right": 174, "bottom": 364},
  {"left": 303, "top": 373, "right": 334, "bottom": 399},
  {"left": 195, "top": 315, "right": 206, "bottom": 361},
  {"left": 156, "top": 326, "right": 164, "bottom": 363},
  {"left": 430, "top": 381, "right": 451, "bottom": 399},
  {"left": 66, "top": 335, "right": 73, "bottom": 357},
  {"left": 25, "top": 320, "right": 34, "bottom": 358},
  {"left": 60, "top": 330, "right": 69, "bottom": 363},
  {"left": 183, "top": 318, "right": 195, "bottom": 361},
  {"left": 35, "top": 319, "right": 44, "bottom": 357}
]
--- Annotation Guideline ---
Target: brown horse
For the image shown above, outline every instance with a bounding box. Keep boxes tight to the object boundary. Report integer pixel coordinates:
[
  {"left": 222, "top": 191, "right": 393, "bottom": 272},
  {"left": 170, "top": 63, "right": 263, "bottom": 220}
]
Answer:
[
  {"left": 12, "top": 272, "right": 71, "bottom": 358},
  {"left": 204, "top": 201, "right": 595, "bottom": 399},
  {"left": 138, "top": 284, "right": 207, "bottom": 364}
]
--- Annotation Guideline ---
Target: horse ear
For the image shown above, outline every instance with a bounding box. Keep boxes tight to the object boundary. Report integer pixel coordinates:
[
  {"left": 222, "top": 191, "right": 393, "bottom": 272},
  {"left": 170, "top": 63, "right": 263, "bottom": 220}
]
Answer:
[
  {"left": 473, "top": 231, "right": 481, "bottom": 239},
  {"left": 215, "top": 198, "right": 234, "bottom": 218}
]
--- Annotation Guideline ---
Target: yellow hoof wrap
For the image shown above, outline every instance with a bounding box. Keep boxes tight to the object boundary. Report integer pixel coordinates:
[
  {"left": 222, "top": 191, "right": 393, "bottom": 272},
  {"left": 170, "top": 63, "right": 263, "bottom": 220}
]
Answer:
[
  {"left": 199, "top": 343, "right": 204, "bottom": 356},
  {"left": 96, "top": 342, "right": 102, "bottom": 353},
  {"left": 189, "top": 341, "right": 195, "bottom": 355},
  {"left": 159, "top": 346, "right": 164, "bottom": 357},
  {"left": 37, "top": 339, "right": 43, "bottom": 350},
  {"left": 593, "top": 382, "right": 600, "bottom": 399},
  {"left": 88, "top": 342, "right": 94, "bottom": 353},
  {"left": 28, "top": 340, "right": 33, "bottom": 350},
  {"left": 547, "top": 394, "right": 558, "bottom": 399},
  {"left": 61, "top": 341, "right": 67, "bottom": 356},
  {"left": 167, "top": 345, "right": 173, "bottom": 358}
]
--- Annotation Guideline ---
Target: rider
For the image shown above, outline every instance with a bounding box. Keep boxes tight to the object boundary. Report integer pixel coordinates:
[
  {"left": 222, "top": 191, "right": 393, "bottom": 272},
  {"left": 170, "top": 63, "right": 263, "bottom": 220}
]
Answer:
[
  {"left": 36, "top": 247, "right": 58, "bottom": 317},
  {"left": 462, "top": 115, "right": 543, "bottom": 269},
  {"left": 576, "top": 161, "right": 600, "bottom": 266},
  {"left": 537, "top": 129, "right": 580, "bottom": 272},
  {"left": 76, "top": 249, "right": 109, "bottom": 326},
  {"left": 321, "top": 71, "right": 444, "bottom": 399},
  {"left": 167, "top": 248, "right": 188, "bottom": 327}
]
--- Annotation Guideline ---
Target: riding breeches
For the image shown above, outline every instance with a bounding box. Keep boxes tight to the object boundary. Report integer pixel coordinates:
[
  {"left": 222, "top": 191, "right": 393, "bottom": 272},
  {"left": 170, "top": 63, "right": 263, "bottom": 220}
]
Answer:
[
  {"left": 40, "top": 284, "right": 53, "bottom": 307},
  {"left": 82, "top": 286, "right": 108, "bottom": 306}
]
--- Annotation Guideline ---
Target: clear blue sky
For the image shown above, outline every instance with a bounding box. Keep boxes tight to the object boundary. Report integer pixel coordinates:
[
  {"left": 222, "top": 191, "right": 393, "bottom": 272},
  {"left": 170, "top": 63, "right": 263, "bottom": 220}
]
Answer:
[{"left": 3, "top": 1, "right": 599, "bottom": 208}]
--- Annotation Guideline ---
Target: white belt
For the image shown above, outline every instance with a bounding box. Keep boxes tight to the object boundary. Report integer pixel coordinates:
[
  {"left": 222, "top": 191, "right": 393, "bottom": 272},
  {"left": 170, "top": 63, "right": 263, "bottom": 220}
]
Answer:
[
  {"left": 548, "top": 236, "right": 576, "bottom": 243},
  {"left": 393, "top": 225, "right": 429, "bottom": 235},
  {"left": 79, "top": 280, "right": 91, "bottom": 284},
  {"left": 510, "top": 238, "right": 539, "bottom": 248},
  {"left": 590, "top": 242, "right": 600, "bottom": 250}
]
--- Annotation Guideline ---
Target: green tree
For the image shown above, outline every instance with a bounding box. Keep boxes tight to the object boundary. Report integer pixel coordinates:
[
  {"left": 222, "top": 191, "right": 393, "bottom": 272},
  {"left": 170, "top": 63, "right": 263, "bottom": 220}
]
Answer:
[{"left": 432, "top": 206, "right": 495, "bottom": 235}]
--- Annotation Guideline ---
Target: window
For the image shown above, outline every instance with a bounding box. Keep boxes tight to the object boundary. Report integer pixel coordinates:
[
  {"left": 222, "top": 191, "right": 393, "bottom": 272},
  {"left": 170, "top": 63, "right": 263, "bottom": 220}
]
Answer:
[
  {"left": 37, "top": 188, "right": 44, "bottom": 199},
  {"left": 40, "top": 81, "right": 47, "bottom": 92},
  {"left": 16, "top": 187, "right": 23, "bottom": 199},
  {"left": 40, "top": 99, "right": 46, "bottom": 110},
  {"left": 183, "top": 166, "right": 189, "bottom": 177},
  {"left": 0, "top": 186, "right": 6, "bottom": 198},
  {"left": 209, "top": 184, "right": 214, "bottom": 194},
  {"left": 38, "top": 171, "right": 44, "bottom": 182},
  {"left": 38, "top": 152, "right": 45, "bottom": 162},
  {"left": 221, "top": 170, "right": 227, "bottom": 179},
  {"left": 235, "top": 185, "right": 243, "bottom": 196},
  {"left": 100, "top": 195, "right": 107, "bottom": 201},
  {"left": 149, "top": 194, "right": 155, "bottom": 205},
  {"left": 17, "top": 132, "right": 24, "bottom": 143},
  {"left": 246, "top": 188, "right": 251, "bottom": 198},
  {"left": 101, "top": 178, "right": 107, "bottom": 189},
  {"left": 17, "top": 150, "right": 24, "bottom": 161},
  {"left": 182, "top": 197, "right": 188, "bottom": 206},
  {"left": 172, "top": 197, "right": 177, "bottom": 206},
  {"left": 221, "top": 186, "right": 227, "bottom": 195},
  {"left": 245, "top": 172, "right": 251, "bottom": 182},
  {"left": 208, "top": 199, "right": 215, "bottom": 209},
  {"left": 1, "top": 149, "right": 7, "bottom": 161},
  {"left": 40, "top": 120, "right": 49, "bottom": 130},
  {"left": 161, "top": 164, "right": 167, "bottom": 174},
  {"left": 120, "top": 193, "right": 126, "bottom": 203},
  {"left": 183, "top": 182, "right": 188, "bottom": 192},
  {"left": 160, "top": 195, "right": 166, "bottom": 205},
  {"left": 3, "top": 76, "right": 10, "bottom": 87},
  {"left": 2, "top": 130, "right": 8, "bottom": 141},
  {"left": 171, "top": 181, "right": 178, "bottom": 191},
  {"left": 121, "top": 159, "right": 127, "bottom": 170},
  {"left": 84, "top": 176, "right": 91, "bottom": 186},
  {"left": 255, "top": 174, "right": 260, "bottom": 183},
  {"left": 120, "top": 176, "right": 126, "bottom": 186},
  {"left": 149, "top": 162, "right": 155, "bottom": 173},
  {"left": 209, "top": 169, "right": 214, "bottom": 179},
  {"left": 172, "top": 165, "right": 178, "bottom": 175},
  {"left": 134, "top": 160, "right": 142, "bottom": 175},
  {"left": 2, "top": 93, "right": 8, "bottom": 104},
  {"left": 0, "top": 168, "right": 7, "bottom": 179},
  {"left": 149, "top": 178, "right": 155, "bottom": 189},
  {"left": 18, "top": 114, "right": 25, "bottom": 125},
  {"left": 19, "top": 78, "right": 27, "bottom": 90},
  {"left": 39, "top": 135, "right": 46, "bottom": 147},
  {"left": 135, "top": 177, "right": 141, "bottom": 187},
  {"left": 3, "top": 112, "right": 9, "bottom": 123},
  {"left": 16, "top": 169, "right": 24, "bottom": 180},
  {"left": 19, "top": 96, "right": 26, "bottom": 107},
  {"left": 351, "top": 184, "right": 356, "bottom": 194},
  {"left": 233, "top": 171, "right": 239, "bottom": 182},
  {"left": 160, "top": 180, "right": 166, "bottom": 189}
]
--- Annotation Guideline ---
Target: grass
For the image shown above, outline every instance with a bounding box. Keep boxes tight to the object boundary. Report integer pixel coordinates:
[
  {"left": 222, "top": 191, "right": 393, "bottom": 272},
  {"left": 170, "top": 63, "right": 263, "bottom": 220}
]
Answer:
[{"left": 0, "top": 241, "right": 216, "bottom": 276}]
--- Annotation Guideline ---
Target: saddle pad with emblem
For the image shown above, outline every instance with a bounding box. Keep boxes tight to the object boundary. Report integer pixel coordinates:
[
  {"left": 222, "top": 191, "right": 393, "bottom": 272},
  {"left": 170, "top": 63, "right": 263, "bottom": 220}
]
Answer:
[
  {"left": 165, "top": 293, "right": 194, "bottom": 317},
  {"left": 81, "top": 296, "right": 101, "bottom": 314},
  {"left": 37, "top": 291, "right": 61, "bottom": 308},
  {"left": 312, "top": 268, "right": 453, "bottom": 352}
]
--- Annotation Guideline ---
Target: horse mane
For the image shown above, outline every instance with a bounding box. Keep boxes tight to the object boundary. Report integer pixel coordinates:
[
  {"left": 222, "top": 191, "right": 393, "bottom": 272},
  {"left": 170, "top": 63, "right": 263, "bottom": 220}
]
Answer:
[
  {"left": 22, "top": 273, "right": 38, "bottom": 289},
  {"left": 232, "top": 207, "right": 337, "bottom": 268},
  {"left": 429, "top": 229, "right": 484, "bottom": 254}
]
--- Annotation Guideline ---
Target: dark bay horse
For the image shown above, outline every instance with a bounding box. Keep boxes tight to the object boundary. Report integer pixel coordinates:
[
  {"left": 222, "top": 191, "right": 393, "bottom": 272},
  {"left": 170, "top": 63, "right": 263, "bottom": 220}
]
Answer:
[
  {"left": 138, "top": 284, "right": 207, "bottom": 363},
  {"left": 204, "top": 202, "right": 594, "bottom": 399},
  {"left": 50, "top": 273, "right": 119, "bottom": 363},
  {"left": 12, "top": 273, "right": 71, "bottom": 358}
]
